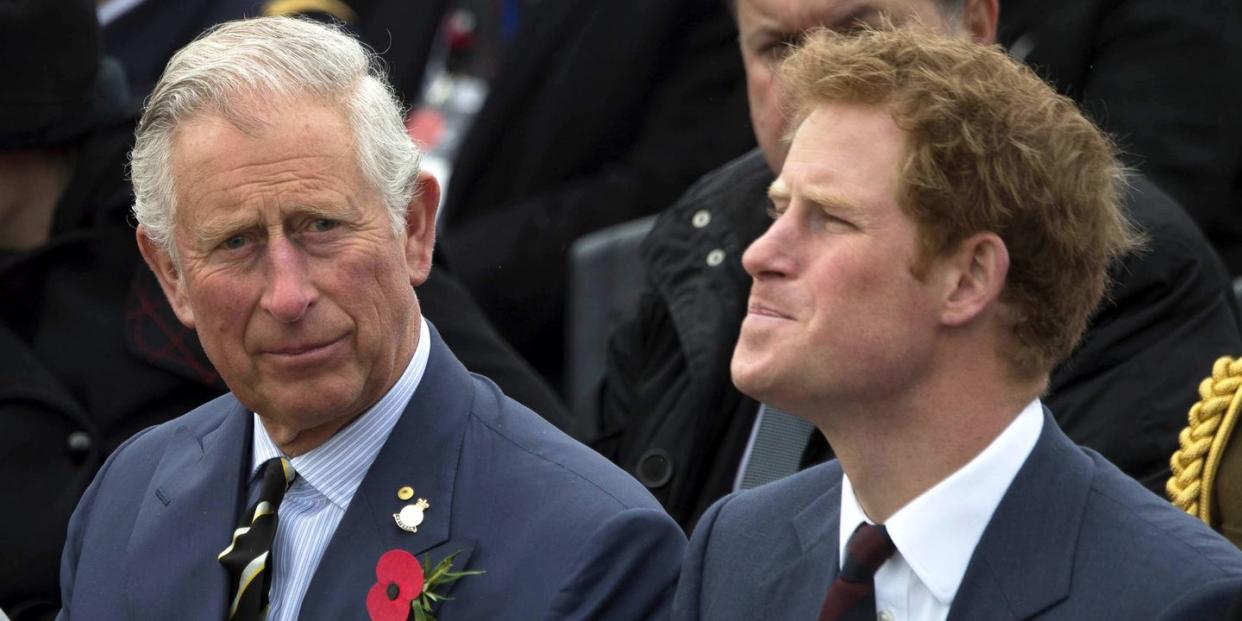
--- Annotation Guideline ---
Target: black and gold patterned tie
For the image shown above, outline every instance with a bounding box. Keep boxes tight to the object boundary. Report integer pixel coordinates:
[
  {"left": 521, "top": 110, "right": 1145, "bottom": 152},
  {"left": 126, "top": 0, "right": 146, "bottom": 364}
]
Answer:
[{"left": 219, "top": 457, "right": 295, "bottom": 620}]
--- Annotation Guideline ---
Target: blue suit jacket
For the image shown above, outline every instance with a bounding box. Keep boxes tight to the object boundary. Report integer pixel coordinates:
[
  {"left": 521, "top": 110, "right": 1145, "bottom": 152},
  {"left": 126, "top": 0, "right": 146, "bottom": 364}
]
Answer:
[
  {"left": 58, "top": 326, "right": 685, "bottom": 620},
  {"left": 674, "top": 412, "right": 1242, "bottom": 620}
]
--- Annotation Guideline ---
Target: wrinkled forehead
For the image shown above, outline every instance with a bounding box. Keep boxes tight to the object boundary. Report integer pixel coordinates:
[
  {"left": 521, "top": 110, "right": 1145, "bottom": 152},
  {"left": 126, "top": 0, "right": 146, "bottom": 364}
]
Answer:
[
  {"left": 167, "top": 100, "right": 370, "bottom": 222},
  {"left": 170, "top": 89, "right": 349, "bottom": 145},
  {"left": 168, "top": 95, "right": 358, "bottom": 179}
]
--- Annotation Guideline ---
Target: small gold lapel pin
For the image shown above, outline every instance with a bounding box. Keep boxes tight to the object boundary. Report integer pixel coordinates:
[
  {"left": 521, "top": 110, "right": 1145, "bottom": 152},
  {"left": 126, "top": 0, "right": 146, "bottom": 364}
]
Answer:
[
  {"left": 397, "top": 486, "right": 414, "bottom": 501},
  {"left": 394, "top": 498, "right": 430, "bottom": 533}
]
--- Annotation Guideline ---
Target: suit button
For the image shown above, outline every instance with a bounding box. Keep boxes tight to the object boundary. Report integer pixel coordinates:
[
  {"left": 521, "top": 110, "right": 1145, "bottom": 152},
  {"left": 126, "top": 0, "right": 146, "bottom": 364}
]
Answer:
[
  {"left": 705, "top": 249, "right": 725, "bottom": 267},
  {"left": 67, "top": 431, "right": 92, "bottom": 464},
  {"left": 67, "top": 431, "right": 91, "bottom": 453},
  {"left": 636, "top": 449, "right": 674, "bottom": 489},
  {"left": 692, "top": 209, "right": 712, "bottom": 228}
]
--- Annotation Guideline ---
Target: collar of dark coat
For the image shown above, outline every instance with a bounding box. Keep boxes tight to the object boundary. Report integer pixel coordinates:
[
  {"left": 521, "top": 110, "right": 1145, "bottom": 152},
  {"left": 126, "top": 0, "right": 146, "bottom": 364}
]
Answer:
[
  {"left": 123, "top": 266, "right": 224, "bottom": 390},
  {"left": 0, "top": 317, "right": 90, "bottom": 425},
  {"left": 0, "top": 227, "right": 132, "bottom": 427}
]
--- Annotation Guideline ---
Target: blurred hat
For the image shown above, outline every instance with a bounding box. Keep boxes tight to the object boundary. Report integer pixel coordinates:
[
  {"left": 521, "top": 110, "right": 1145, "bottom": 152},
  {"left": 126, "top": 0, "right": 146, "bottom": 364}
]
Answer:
[{"left": 0, "top": 0, "right": 133, "bottom": 149}]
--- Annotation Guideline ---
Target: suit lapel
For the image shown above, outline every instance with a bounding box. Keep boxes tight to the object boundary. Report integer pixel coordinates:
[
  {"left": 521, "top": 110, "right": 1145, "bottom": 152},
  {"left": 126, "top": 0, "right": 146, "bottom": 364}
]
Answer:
[
  {"left": 949, "top": 411, "right": 1091, "bottom": 620},
  {"left": 299, "top": 327, "right": 477, "bottom": 619},
  {"left": 744, "top": 475, "right": 843, "bottom": 620},
  {"left": 123, "top": 398, "right": 251, "bottom": 621}
]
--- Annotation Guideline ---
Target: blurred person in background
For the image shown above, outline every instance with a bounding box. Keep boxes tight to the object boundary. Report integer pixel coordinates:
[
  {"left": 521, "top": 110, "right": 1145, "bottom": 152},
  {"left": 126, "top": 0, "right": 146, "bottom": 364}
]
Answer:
[
  {"left": 0, "top": 1, "right": 223, "bottom": 618},
  {"left": 98, "top": 0, "right": 451, "bottom": 107},
  {"left": 437, "top": 0, "right": 755, "bottom": 393},
  {"left": 998, "top": 0, "right": 1242, "bottom": 273}
]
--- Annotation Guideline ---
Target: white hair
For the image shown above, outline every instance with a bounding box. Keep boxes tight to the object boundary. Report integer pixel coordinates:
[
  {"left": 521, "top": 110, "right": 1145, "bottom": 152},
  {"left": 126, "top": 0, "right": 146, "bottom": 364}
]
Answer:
[{"left": 130, "top": 17, "right": 421, "bottom": 259}]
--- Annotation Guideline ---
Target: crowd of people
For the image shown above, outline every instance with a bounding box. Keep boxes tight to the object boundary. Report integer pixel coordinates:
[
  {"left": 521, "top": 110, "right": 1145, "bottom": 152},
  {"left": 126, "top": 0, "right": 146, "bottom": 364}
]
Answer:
[{"left": 3, "top": 0, "right": 1242, "bottom": 619}]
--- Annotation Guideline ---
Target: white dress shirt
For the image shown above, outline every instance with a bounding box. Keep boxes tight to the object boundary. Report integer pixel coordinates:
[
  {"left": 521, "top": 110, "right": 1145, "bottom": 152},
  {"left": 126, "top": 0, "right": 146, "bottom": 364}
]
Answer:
[
  {"left": 838, "top": 399, "right": 1044, "bottom": 621},
  {"left": 249, "top": 317, "right": 431, "bottom": 621}
]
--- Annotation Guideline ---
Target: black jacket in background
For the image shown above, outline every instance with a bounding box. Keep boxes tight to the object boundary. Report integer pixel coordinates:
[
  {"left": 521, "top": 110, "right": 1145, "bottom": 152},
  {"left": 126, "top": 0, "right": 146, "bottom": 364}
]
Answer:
[
  {"left": 439, "top": 0, "right": 754, "bottom": 391},
  {"left": 998, "top": 0, "right": 1242, "bottom": 272},
  {"left": 597, "top": 149, "right": 1242, "bottom": 532}
]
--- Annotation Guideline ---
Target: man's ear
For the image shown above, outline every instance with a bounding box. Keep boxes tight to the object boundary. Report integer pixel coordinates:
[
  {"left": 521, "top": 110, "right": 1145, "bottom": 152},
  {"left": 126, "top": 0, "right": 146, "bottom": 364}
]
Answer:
[
  {"left": 136, "top": 225, "right": 196, "bottom": 328},
  {"left": 961, "top": 0, "right": 999, "bottom": 45},
  {"left": 939, "top": 231, "right": 1008, "bottom": 327},
  {"left": 404, "top": 170, "right": 439, "bottom": 287}
]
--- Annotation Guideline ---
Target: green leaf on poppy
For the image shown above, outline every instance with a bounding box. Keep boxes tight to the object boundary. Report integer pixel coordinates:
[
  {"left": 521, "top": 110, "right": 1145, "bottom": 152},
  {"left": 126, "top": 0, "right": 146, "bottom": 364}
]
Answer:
[{"left": 407, "top": 549, "right": 485, "bottom": 620}]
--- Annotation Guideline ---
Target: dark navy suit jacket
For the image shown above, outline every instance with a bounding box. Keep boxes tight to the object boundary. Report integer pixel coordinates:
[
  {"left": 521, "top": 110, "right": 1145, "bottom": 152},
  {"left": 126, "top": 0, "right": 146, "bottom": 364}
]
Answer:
[
  {"left": 674, "top": 412, "right": 1242, "bottom": 619},
  {"left": 58, "top": 326, "right": 684, "bottom": 619}
]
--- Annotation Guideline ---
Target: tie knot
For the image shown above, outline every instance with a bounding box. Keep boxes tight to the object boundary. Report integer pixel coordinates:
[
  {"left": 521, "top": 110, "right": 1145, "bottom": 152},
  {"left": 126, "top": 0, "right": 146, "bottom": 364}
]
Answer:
[
  {"left": 258, "top": 457, "right": 296, "bottom": 499},
  {"left": 840, "top": 522, "right": 895, "bottom": 583}
]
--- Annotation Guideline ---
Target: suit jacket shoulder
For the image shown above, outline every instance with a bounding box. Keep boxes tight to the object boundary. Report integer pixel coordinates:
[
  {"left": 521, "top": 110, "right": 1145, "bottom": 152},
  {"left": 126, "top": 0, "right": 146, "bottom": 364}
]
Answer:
[
  {"left": 954, "top": 414, "right": 1242, "bottom": 620},
  {"left": 676, "top": 413, "right": 1242, "bottom": 621},
  {"left": 462, "top": 371, "right": 664, "bottom": 512},
  {"left": 674, "top": 461, "right": 845, "bottom": 620},
  {"left": 58, "top": 393, "right": 249, "bottom": 620},
  {"left": 436, "top": 368, "right": 687, "bottom": 619}
]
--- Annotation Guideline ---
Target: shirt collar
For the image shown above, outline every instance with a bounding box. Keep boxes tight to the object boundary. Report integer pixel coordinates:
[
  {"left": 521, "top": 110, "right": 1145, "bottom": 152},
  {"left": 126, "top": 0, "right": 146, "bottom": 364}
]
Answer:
[
  {"left": 839, "top": 399, "right": 1044, "bottom": 603},
  {"left": 251, "top": 316, "right": 432, "bottom": 510}
]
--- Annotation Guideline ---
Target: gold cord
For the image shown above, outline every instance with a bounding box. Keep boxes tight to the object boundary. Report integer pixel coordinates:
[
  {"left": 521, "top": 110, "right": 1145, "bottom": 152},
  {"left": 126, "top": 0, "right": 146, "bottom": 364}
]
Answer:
[{"left": 1168, "top": 356, "right": 1242, "bottom": 524}]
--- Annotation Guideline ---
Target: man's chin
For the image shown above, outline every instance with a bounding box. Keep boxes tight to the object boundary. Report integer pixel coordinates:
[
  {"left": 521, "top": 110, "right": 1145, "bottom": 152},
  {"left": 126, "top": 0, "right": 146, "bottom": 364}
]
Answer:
[
  {"left": 730, "top": 351, "right": 778, "bottom": 403},
  {"left": 253, "top": 402, "right": 364, "bottom": 455}
]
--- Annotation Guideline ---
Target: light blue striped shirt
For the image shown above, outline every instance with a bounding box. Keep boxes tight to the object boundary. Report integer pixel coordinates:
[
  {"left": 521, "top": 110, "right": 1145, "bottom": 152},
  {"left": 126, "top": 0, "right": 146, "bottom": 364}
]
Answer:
[{"left": 250, "top": 317, "right": 431, "bottom": 621}]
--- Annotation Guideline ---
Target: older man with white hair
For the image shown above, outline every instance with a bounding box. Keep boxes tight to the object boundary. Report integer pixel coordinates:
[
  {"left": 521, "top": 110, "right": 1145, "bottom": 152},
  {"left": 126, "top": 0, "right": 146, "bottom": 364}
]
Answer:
[{"left": 57, "top": 17, "right": 683, "bottom": 621}]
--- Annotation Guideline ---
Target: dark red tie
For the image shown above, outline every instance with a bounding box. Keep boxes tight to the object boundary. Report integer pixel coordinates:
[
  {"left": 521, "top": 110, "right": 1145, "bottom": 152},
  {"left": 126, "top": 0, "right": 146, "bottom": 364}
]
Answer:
[{"left": 819, "top": 522, "right": 896, "bottom": 621}]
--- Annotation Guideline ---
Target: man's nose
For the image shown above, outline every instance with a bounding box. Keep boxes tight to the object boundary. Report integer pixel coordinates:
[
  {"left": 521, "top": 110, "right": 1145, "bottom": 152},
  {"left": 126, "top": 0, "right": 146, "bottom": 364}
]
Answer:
[
  {"left": 742, "top": 213, "right": 796, "bottom": 280},
  {"left": 261, "top": 238, "right": 317, "bottom": 323}
]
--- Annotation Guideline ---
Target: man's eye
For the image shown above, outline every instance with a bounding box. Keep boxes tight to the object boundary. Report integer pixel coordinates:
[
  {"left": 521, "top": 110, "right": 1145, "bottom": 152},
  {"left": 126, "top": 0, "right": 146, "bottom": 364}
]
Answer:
[
  {"left": 221, "top": 236, "right": 247, "bottom": 250},
  {"left": 309, "top": 219, "right": 338, "bottom": 233}
]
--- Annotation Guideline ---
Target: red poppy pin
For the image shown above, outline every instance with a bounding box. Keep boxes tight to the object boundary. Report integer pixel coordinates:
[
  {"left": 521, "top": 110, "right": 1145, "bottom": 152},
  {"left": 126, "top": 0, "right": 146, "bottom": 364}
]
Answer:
[{"left": 366, "top": 549, "right": 484, "bottom": 621}]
